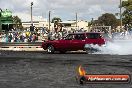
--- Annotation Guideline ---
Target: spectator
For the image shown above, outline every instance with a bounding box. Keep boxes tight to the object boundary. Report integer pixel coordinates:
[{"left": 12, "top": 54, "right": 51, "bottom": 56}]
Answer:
[
  {"left": 32, "top": 33, "right": 37, "bottom": 42},
  {"left": 8, "top": 33, "right": 12, "bottom": 42}
]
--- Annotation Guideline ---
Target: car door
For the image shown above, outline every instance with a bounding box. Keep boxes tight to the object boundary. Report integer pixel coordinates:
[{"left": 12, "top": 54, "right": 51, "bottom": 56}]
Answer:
[
  {"left": 54, "top": 39, "right": 69, "bottom": 50},
  {"left": 54, "top": 34, "right": 72, "bottom": 51},
  {"left": 70, "top": 34, "right": 86, "bottom": 50}
]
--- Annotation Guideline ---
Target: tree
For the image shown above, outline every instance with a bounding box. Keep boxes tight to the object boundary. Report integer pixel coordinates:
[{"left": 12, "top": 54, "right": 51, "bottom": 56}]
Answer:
[
  {"left": 121, "top": 0, "right": 132, "bottom": 26},
  {"left": 12, "top": 16, "right": 23, "bottom": 29},
  {"left": 51, "top": 17, "right": 62, "bottom": 23},
  {"left": 97, "top": 13, "right": 118, "bottom": 28}
]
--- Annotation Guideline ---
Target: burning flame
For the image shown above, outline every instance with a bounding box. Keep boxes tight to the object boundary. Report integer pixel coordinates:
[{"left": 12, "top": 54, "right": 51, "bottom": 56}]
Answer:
[{"left": 78, "top": 65, "right": 86, "bottom": 76}]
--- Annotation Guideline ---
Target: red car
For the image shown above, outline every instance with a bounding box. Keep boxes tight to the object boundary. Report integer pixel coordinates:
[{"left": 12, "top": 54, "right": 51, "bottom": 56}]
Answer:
[{"left": 42, "top": 32, "right": 105, "bottom": 53}]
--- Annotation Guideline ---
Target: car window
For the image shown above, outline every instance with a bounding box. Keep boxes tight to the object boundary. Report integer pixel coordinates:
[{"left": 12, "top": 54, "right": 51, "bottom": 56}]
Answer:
[
  {"left": 86, "top": 33, "right": 100, "bottom": 39},
  {"left": 75, "top": 34, "right": 85, "bottom": 40},
  {"left": 65, "top": 34, "right": 75, "bottom": 40}
]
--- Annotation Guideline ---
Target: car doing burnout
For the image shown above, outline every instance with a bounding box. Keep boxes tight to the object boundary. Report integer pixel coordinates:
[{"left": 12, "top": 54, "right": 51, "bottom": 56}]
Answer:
[{"left": 42, "top": 32, "right": 106, "bottom": 53}]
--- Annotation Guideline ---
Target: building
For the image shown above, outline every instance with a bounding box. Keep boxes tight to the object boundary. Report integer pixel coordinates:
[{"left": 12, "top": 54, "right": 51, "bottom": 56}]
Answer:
[
  {"left": 22, "top": 20, "right": 89, "bottom": 32},
  {"left": 22, "top": 20, "right": 54, "bottom": 31},
  {"left": 0, "top": 9, "right": 13, "bottom": 32},
  {"left": 59, "top": 20, "right": 89, "bottom": 31}
]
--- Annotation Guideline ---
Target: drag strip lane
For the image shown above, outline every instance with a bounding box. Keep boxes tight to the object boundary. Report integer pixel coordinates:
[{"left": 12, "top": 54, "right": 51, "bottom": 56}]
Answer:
[{"left": 0, "top": 51, "right": 132, "bottom": 88}]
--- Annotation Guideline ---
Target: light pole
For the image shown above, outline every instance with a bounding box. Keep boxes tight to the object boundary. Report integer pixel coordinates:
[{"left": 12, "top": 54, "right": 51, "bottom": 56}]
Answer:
[
  {"left": 31, "top": 2, "right": 33, "bottom": 25},
  {"left": 49, "top": 11, "right": 51, "bottom": 31},
  {"left": 120, "top": 0, "right": 122, "bottom": 29},
  {"left": 76, "top": 13, "right": 78, "bottom": 30}
]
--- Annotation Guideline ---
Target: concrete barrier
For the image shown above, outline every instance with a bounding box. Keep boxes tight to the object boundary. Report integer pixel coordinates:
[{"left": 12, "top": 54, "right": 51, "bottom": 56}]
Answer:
[
  {"left": 0, "top": 42, "right": 44, "bottom": 51},
  {"left": 0, "top": 48, "right": 44, "bottom": 51}
]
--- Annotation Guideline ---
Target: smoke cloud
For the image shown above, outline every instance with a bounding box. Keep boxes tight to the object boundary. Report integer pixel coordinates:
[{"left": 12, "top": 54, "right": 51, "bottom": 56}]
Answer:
[{"left": 92, "top": 32, "right": 132, "bottom": 55}]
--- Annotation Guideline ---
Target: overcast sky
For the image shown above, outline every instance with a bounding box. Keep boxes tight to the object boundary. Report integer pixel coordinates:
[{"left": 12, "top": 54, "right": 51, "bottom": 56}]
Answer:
[{"left": 0, "top": 0, "right": 121, "bottom": 22}]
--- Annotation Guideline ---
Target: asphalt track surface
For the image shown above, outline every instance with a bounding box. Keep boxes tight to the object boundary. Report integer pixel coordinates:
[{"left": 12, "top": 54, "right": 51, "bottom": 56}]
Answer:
[{"left": 0, "top": 51, "right": 132, "bottom": 88}]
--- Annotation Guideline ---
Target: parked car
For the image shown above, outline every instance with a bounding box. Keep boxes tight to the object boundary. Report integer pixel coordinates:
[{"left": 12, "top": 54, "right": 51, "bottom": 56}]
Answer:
[{"left": 42, "top": 32, "right": 106, "bottom": 53}]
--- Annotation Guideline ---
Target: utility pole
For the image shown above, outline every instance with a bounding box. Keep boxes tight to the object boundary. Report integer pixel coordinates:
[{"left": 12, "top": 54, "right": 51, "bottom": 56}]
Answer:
[
  {"left": 120, "top": 0, "right": 122, "bottom": 29},
  {"left": 48, "top": 11, "right": 51, "bottom": 31},
  {"left": 76, "top": 13, "right": 78, "bottom": 30},
  {"left": 91, "top": 18, "right": 94, "bottom": 26},
  {"left": 31, "top": 2, "right": 33, "bottom": 25}
]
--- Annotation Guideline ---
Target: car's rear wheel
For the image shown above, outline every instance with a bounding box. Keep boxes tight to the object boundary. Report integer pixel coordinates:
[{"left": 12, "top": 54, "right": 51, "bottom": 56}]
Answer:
[
  {"left": 84, "top": 44, "right": 99, "bottom": 54},
  {"left": 84, "top": 44, "right": 92, "bottom": 54},
  {"left": 47, "top": 45, "right": 55, "bottom": 54}
]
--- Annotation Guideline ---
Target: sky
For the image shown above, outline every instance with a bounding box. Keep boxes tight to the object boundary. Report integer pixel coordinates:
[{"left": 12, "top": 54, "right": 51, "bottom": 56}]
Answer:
[{"left": 0, "top": 0, "right": 122, "bottom": 22}]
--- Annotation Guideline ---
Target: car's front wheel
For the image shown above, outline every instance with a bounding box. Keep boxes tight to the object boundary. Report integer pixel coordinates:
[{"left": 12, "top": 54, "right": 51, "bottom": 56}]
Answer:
[{"left": 47, "top": 45, "right": 55, "bottom": 54}]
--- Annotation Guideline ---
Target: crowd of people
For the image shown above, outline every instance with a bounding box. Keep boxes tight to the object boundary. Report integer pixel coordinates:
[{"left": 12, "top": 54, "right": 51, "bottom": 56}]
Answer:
[
  {"left": 0, "top": 31, "right": 38, "bottom": 42},
  {"left": 0, "top": 28, "right": 87, "bottom": 42},
  {"left": 0, "top": 27, "right": 132, "bottom": 42}
]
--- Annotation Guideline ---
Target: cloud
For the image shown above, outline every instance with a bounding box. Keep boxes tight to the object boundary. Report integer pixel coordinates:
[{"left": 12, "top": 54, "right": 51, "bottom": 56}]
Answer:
[
  {"left": 13, "top": 12, "right": 47, "bottom": 22},
  {"left": 0, "top": 0, "right": 121, "bottom": 21}
]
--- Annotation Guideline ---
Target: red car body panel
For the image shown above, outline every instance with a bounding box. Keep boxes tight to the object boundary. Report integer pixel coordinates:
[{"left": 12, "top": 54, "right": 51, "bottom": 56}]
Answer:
[{"left": 42, "top": 32, "right": 105, "bottom": 51}]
